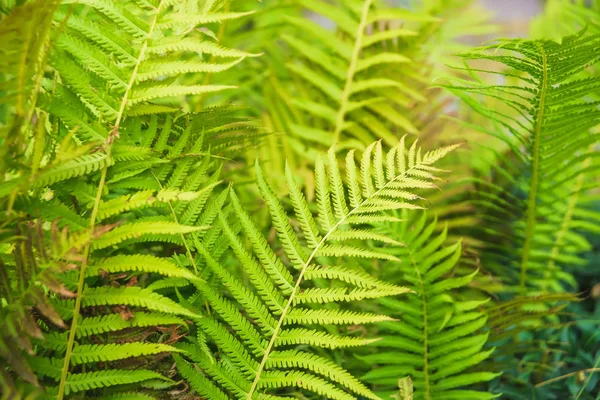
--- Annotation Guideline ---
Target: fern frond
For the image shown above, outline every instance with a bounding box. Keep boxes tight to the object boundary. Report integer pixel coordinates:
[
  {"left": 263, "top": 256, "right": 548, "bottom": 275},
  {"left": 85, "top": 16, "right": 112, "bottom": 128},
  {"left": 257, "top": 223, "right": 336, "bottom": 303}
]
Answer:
[
  {"left": 91, "top": 221, "right": 208, "bottom": 249},
  {"left": 80, "top": 286, "right": 196, "bottom": 318},
  {"left": 45, "top": 0, "right": 254, "bottom": 145},
  {"left": 177, "top": 139, "right": 457, "bottom": 399},
  {"left": 360, "top": 214, "right": 498, "bottom": 399},
  {"left": 71, "top": 343, "right": 181, "bottom": 366},
  {"left": 86, "top": 254, "right": 202, "bottom": 283},
  {"left": 257, "top": 0, "right": 450, "bottom": 160},
  {"left": 76, "top": 312, "right": 186, "bottom": 338},
  {"left": 0, "top": 153, "right": 113, "bottom": 198},
  {"left": 444, "top": 31, "right": 600, "bottom": 294}
]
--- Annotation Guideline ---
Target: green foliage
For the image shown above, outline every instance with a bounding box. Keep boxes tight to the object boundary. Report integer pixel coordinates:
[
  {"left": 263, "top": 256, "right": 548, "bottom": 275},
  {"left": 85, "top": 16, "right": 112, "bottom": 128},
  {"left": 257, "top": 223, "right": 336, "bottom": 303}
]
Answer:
[
  {"left": 444, "top": 31, "right": 600, "bottom": 294},
  {"left": 0, "top": 222, "right": 83, "bottom": 393},
  {"left": 359, "top": 214, "right": 498, "bottom": 399},
  {"left": 0, "top": 0, "right": 598, "bottom": 399},
  {"left": 443, "top": 28, "right": 600, "bottom": 397},
  {"left": 175, "top": 139, "right": 458, "bottom": 399},
  {"left": 45, "top": 0, "right": 255, "bottom": 143},
  {"left": 1, "top": 0, "right": 260, "bottom": 398},
  {"left": 273, "top": 0, "right": 434, "bottom": 149}
]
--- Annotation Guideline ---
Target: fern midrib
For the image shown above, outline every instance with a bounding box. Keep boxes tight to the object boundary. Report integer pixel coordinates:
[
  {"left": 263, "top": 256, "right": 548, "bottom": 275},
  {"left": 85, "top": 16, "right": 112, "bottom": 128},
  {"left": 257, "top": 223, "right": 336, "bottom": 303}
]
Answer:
[
  {"left": 195, "top": 0, "right": 230, "bottom": 111},
  {"left": 332, "top": 0, "right": 372, "bottom": 145},
  {"left": 246, "top": 162, "right": 422, "bottom": 400},
  {"left": 405, "top": 240, "right": 430, "bottom": 399},
  {"left": 56, "top": 3, "right": 166, "bottom": 398},
  {"left": 519, "top": 45, "right": 547, "bottom": 294}
]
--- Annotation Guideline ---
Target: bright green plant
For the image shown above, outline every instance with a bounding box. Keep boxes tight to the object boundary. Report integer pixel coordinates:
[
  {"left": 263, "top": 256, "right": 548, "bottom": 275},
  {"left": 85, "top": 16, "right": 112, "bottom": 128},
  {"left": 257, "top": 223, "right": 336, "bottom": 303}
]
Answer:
[
  {"left": 444, "top": 31, "right": 600, "bottom": 294},
  {"left": 1, "top": 0, "right": 599, "bottom": 399},
  {"left": 175, "top": 139, "right": 459, "bottom": 399},
  {"left": 443, "top": 29, "right": 600, "bottom": 398},
  {"left": 359, "top": 213, "right": 498, "bottom": 400}
]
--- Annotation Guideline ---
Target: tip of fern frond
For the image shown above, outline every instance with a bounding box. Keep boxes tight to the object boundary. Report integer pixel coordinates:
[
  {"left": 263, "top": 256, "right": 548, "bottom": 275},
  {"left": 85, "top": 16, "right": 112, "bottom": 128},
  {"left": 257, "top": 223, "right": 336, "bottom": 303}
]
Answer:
[
  {"left": 364, "top": 337, "right": 383, "bottom": 345},
  {"left": 399, "top": 287, "right": 416, "bottom": 295}
]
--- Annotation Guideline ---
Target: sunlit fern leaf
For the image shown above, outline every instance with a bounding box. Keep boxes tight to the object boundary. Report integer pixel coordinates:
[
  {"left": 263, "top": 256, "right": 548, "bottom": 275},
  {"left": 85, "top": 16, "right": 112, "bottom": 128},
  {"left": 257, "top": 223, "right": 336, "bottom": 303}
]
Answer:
[
  {"left": 359, "top": 213, "right": 499, "bottom": 400},
  {"left": 45, "top": 0, "right": 257, "bottom": 144},
  {"left": 90, "top": 221, "right": 208, "bottom": 249},
  {"left": 443, "top": 31, "right": 600, "bottom": 294},
  {"left": 275, "top": 0, "right": 442, "bottom": 152},
  {"left": 176, "top": 138, "right": 459, "bottom": 400}
]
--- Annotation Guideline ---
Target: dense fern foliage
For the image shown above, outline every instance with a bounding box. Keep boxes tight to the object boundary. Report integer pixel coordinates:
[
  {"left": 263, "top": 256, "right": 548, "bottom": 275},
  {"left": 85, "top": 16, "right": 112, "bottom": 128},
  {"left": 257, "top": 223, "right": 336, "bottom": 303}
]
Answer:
[
  {"left": 442, "top": 27, "right": 600, "bottom": 399},
  {"left": 445, "top": 31, "right": 600, "bottom": 294},
  {"left": 1, "top": 0, "right": 599, "bottom": 399},
  {"left": 360, "top": 214, "right": 498, "bottom": 400},
  {"left": 175, "top": 140, "right": 457, "bottom": 399}
]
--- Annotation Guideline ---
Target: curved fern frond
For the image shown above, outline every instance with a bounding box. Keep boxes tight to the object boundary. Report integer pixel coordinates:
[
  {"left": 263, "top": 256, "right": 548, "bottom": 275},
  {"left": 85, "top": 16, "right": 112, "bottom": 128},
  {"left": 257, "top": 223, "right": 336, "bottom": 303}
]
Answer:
[
  {"left": 443, "top": 31, "right": 600, "bottom": 294},
  {"left": 63, "top": 369, "right": 170, "bottom": 396},
  {"left": 176, "top": 139, "right": 458, "bottom": 399},
  {"left": 360, "top": 214, "right": 498, "bottom": 400},
  {"left": 70, "top": 342, "right": 181, "bottom": 366}
]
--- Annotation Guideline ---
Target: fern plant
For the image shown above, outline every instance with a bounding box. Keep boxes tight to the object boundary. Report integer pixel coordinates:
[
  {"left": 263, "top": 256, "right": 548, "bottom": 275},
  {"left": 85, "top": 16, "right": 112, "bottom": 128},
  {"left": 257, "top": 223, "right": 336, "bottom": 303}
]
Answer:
[
  {"left": 2, "top": 1, "right": 599, "bottom": 399},
  {"left": 441, "top": 29, "right": 600, "bottom": 396},
  {"left": 45, "top": 0, "right": 258, "bottom": 143},
  {"left": 358, "top": 213, "right": 498, "bottom": 399},
  {"left": 175, "top": 138, "right": 459, "bottom": 399},
  {"left": 444, "top": 31, "right": 600, "bottom": 294},
  {"left": 0, "top": 0, "right": 261, "bottom": 397}
]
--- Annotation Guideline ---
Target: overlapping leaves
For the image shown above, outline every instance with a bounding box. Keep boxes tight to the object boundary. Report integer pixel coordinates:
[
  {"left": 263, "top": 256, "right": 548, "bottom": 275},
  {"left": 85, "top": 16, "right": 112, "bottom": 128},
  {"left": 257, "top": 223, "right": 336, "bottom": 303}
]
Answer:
[
  {"left": 360, "top": 214, "right": 498, "bottom": 400},
  {"left": 175, "top": 138, "right": 459, "bottom": 399}
]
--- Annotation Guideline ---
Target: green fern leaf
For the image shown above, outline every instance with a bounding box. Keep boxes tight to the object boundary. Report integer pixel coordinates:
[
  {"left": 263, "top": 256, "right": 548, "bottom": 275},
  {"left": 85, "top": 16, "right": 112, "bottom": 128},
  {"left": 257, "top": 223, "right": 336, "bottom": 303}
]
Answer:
[
  {"left": 360, "top": 214, "right": 498, "bottom": 399},
  {"left": 70, "top": 343, "right": 181, "bottom": 366},
  {"left": 443, "top": 31, "right": 600, "bottom": 293},
  {"left": 177, "top": 139, "right": 457, "bottom": 399},
  {"left": 91, "top": 221, "right": 208, "bottom": 249},
  {"left": 63, "top": 370, "right": 170, "bottom": 395}
]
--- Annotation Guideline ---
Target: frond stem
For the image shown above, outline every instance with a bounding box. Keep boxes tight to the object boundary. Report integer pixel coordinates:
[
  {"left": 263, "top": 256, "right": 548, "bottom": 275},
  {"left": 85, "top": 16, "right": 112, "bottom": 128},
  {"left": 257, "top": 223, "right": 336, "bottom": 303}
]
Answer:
[
  {"left": 332, "top": 0, "right": 372, "bottom": 145},
  {"left": 56, "top": 3, "right": 166, "bottom": 397},
  {"left": 519, "top": 45, "right": 547, "bottom": 294},
  {"left": 56, "top": 165, "right": 107, "bottom": 400}
]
